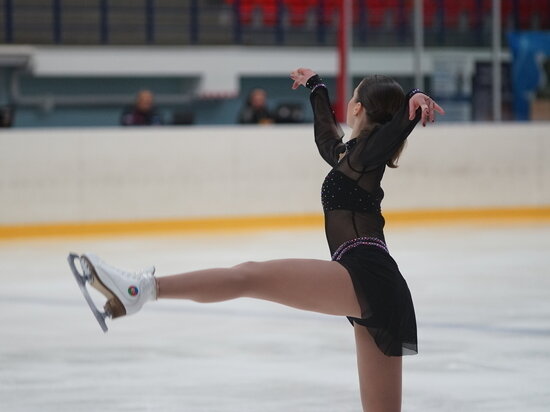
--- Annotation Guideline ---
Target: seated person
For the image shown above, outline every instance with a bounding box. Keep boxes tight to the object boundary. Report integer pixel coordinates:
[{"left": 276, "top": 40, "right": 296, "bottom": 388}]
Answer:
[
  {"left": 121, "top": 90, "right": 163, "bottom": 126},
  {"left": 0, "top": 106, "right": 14, "bottom": 128},
  {"left": 238, "top": 88, "right": 274, "bottom": 124}
]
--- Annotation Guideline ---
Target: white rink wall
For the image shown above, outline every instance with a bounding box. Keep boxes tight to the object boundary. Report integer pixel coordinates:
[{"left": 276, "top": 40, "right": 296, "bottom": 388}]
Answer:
[{"left": 0, "top": 123, "right": 549, "bottom": 225}]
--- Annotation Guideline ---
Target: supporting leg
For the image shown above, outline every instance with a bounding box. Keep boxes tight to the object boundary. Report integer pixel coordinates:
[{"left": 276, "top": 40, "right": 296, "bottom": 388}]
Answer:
[
  {"left": 354, "top": 324, "right": 402, "bottom": 412},
  {"left": 157, "top": 259, "right": 362, "bottom": 318}
]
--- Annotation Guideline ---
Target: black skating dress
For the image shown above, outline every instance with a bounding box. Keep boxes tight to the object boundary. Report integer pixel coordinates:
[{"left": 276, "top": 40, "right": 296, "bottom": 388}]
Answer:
[{"left": 308, "top": 75, "right": 421, "bottom": 356}]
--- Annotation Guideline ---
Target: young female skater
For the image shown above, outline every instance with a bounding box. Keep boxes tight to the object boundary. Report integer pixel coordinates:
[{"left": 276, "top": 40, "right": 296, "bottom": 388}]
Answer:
[{"left": 70, "top": 68, "right": 443, "bottom": 412}]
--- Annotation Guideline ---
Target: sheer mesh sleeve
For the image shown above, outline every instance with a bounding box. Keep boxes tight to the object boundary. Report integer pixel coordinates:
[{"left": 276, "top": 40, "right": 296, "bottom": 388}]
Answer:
[
  {"left": 309, "top": 78, "right": 346, "bottom": 167},
  {"left": 351, "top": 91, "right": 422, "bottom": 170}
]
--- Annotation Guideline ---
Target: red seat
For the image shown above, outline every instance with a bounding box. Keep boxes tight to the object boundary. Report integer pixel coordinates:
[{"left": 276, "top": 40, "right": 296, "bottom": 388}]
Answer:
[
  {"left": 224, "top": 0, "right": 254, "bottom": 25},
  {"left": 514, "top": 0, "right": 550, "bottom": 29},
  {"left": 284, "top": 0, "right": 317, "bottom": 26},
  {"left": 481, "top": 0, "right": 519, "bottom": 28},
  {"left": 224, "top": 0, "right": 550, "bottom": 32},
  {"left": 361, "top": 0, "right": 400, "bottom": 28},
  {"left": 444, "top": 0, "right": 478, "bottom": 28},
  {"left": 319, "top": 0, "right": 340, "bottom": 25},
  {"left": 540, "top": 0, "right": 550, "bottom": 28},
  {"left": 423, "top": 0, "right": 438, "bottom": 27},
  {"left": 260, "top": 0, "right": 278, "bottom": 26}
]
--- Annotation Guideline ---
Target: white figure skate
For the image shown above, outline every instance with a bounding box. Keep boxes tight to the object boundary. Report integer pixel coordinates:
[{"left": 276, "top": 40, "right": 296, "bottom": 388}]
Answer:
[{"left": 68, "top": 253, "right": 157, "bottom": 332}]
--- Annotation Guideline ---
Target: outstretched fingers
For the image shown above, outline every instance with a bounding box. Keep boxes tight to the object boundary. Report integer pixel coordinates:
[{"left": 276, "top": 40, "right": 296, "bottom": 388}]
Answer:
[
  {"left": 433, "top": 101, "right": 445, "bottom": 115},
  {"left": 290, "top": 67, "right": 317, "bottom": 90},
  {"left": 427, "top": 101, "right": 445, "bottom": 125},
  {"left": 408, "top": 93, "right": 445, "bottom": 125}
]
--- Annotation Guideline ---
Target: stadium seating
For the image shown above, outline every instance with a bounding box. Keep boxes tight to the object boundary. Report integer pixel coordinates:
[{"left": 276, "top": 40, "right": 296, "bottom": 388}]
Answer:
[
  {"left": 2, "top": 0, "right": 549, "bottom": 46},
  {"left": 224, "top": 0, "right": 549, "bottom": 31}
]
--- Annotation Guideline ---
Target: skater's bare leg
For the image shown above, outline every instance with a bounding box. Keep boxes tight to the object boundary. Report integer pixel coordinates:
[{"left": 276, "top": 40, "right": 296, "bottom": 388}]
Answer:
[
  {"left": 157, "top": 259, "right": 361, "bottom": 318},
  {"left": 354, "top": 324, "right": 402, "bottom": 412}
]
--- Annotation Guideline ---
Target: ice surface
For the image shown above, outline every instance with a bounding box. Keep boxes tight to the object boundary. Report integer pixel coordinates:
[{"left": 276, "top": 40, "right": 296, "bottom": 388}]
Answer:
[{"left": 1, "top": 224, "right": 549, "bottom": 411}]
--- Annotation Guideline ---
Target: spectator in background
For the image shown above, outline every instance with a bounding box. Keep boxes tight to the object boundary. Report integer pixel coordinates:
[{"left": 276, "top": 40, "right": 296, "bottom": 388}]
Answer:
[
  {"left": 0, "top": 106, "right": 14, "bottom": 128},
  {"left": 238, "top": 88, "right": 274, "bottom": 124},
  {"left": 120, "top": 90, "right": 163, "bottom": 126}
]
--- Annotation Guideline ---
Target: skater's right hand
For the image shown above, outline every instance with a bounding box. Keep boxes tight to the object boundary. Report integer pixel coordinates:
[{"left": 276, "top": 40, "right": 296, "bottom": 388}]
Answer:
[
  {"left": 408, "top": 93, "right": 445, "bottom": 127},
  {"left": 290, "top": 68, "right": 317, "bottom": 90}
]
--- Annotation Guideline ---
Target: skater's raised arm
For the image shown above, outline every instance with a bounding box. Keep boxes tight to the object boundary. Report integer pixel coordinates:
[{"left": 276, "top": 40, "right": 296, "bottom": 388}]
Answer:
[
  {"left": 309, "top": 82, "right": 346, "bottom": 167},
  {"left": 290, "top": 68, "right": 345, "bottom": 167}
]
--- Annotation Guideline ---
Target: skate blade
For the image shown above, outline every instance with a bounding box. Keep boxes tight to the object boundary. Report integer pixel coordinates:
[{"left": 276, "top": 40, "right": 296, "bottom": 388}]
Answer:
[
  {"left": 79, "top": 255, "right": 127, "bottom": 319},
  {"left": 67, "top": 253, "right": 109, "bottom": 333}
]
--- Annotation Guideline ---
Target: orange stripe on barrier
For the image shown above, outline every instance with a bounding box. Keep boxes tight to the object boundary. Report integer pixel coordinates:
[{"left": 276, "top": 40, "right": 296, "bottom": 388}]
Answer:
[
  {"left": 0, "top": 214, "right": 324, "bottom": 240},
  {"left": 0, "top": 208, "right": 549, "bottom": 240},
  {"left": 384, "top": 207, "right": 550, "bottom": 225}
]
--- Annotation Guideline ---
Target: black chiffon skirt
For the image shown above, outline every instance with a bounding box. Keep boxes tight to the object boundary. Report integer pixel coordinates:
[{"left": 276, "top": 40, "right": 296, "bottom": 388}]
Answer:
[{"left": 332, "top": 237, "right": 418, "bottom": 356}]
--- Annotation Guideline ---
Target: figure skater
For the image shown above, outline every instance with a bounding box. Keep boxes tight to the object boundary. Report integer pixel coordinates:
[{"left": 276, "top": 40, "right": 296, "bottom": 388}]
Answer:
[{"left": 69, "top": 67, "right": 444, "bottom": 412}]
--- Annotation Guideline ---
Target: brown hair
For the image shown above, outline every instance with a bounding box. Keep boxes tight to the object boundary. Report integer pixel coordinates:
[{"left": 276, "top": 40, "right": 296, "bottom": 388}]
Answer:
[{"left": 355, "top": 75, "right": 406, "bottom": 168}]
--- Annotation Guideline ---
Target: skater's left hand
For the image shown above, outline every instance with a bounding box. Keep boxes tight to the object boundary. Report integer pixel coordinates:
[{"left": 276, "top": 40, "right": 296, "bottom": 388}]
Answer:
[
  {"left": 408, "top": 93, "right": 445, "bottom": 126},
  {"left": 290, "top": 68, "right": 317, "bottom": 90}
]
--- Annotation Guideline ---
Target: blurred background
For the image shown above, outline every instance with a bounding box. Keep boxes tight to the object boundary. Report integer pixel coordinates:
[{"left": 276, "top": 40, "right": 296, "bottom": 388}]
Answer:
[{"left": 0, "top": 0, "right": 549, "bottom": 128}]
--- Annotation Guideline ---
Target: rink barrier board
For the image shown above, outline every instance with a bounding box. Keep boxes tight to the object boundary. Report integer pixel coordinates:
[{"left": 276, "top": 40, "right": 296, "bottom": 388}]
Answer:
[
  {"left": 1, "top": 207, "right": 549, "bottom": 240},
  {"left": 1, "top": 124, "right": 549, "bottom": 227}
]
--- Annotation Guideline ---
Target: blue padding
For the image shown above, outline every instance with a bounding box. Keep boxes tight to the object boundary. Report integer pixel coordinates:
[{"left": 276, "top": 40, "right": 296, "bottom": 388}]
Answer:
[{"left": 507, "top": 31, "right": 550, "bottom": 120}]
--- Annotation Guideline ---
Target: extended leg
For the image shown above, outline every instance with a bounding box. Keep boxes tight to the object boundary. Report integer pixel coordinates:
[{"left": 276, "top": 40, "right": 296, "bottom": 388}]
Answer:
[
  {"left": 354, "top": 324, "right": 402, "bottom": 412},
  {"left": 158, "top": 259, "right": 362, "bottom": 318}
]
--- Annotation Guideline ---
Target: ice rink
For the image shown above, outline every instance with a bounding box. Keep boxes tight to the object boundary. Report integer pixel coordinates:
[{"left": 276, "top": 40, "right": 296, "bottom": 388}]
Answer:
[{"left": 1, "top": 223, "right": 549, "bottom": 412}]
